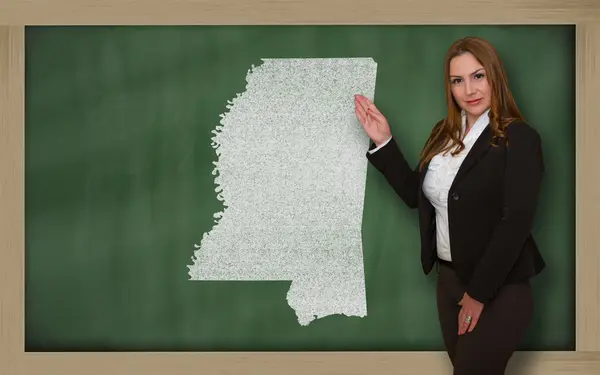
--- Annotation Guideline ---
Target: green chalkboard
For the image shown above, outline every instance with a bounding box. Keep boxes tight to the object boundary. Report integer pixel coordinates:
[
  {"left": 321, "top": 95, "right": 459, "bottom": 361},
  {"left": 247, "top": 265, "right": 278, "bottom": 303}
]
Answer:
[{"left": 24, "top": 25, "right": 575, "bottom": 351}]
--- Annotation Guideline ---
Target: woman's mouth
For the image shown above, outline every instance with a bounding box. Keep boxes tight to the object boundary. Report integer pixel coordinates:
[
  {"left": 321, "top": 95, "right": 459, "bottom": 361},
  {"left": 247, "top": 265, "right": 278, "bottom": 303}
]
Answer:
[{"left": 466, "top": 98, "right": 482, "bottom": 105}]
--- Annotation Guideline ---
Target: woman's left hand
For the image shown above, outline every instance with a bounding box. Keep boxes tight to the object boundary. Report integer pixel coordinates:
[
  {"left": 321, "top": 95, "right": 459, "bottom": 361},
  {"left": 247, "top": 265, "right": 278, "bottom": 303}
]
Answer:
[{"left": 458, "top": 292, "right": 484, "bottom": 335}]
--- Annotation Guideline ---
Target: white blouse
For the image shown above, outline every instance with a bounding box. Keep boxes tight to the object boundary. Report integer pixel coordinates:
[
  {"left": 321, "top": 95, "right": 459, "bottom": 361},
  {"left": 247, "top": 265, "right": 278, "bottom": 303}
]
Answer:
[
  {"left": 422, "top": 109, "right": 490, "bottom": 261},
  {"left": 369, "top": 109, "right": 490, "bottom": 262}
]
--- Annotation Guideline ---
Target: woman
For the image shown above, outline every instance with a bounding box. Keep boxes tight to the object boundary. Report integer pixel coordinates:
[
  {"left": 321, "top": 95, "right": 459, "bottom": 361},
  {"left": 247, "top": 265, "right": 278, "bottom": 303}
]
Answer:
[{"left": 354, "top": 36, "right": 546, "bottom": 375}]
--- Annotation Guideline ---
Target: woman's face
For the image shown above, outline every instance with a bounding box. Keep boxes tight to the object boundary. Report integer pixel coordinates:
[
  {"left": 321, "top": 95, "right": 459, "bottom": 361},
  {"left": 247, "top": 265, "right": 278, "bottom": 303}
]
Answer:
[{"left": 449, "top": 52, "right": 491, "bottom": 123}]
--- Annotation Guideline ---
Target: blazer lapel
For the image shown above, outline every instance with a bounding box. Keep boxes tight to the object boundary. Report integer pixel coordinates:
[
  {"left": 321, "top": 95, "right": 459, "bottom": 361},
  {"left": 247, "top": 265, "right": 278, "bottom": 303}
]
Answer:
[{"left": 450, "top": 124, "right": 493, "bottom": 190}]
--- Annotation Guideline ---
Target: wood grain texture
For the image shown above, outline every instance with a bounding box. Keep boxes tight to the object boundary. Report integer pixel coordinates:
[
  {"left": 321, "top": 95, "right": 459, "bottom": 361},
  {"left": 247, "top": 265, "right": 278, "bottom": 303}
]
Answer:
[
  {"left": 9, "top": 352, "right": 600, "bottom": 375},
  {"left": 576, "top": 21, "right": 600, "bottom": 352},
  {"left": 0, "top": 25, "right": 24, "bottom": 375},
  {"left": 1, "top": 0, "right": 600, "bottom": 374},
  {"left": 0, "top": 0, "right": 598, "bottom": 24}
]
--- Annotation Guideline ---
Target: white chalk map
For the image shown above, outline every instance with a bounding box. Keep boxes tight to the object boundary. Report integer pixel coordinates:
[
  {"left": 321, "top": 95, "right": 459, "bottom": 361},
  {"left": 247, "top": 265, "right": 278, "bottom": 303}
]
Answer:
[{"left": 187, "top": 57, "right": 378, "bottom": 326}]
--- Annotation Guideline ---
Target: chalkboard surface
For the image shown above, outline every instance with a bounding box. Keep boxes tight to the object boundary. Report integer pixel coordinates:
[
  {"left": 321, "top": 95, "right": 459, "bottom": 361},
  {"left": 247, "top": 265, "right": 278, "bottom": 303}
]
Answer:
[{"left": 24, "top": 25, "right": 575, "bottom": 351}]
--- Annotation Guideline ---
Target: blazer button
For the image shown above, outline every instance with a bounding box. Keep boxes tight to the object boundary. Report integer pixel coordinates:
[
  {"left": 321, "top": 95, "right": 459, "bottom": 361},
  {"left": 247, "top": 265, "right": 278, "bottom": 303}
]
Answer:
[{"left": 452, "top": 192, "right": 459, "bottom": 200}]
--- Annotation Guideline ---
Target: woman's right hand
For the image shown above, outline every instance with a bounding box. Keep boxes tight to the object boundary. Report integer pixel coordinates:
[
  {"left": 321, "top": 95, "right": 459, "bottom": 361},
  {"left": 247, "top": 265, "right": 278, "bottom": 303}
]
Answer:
[{"left": 354, "top": 94, "right": 392, "bottom": 146}]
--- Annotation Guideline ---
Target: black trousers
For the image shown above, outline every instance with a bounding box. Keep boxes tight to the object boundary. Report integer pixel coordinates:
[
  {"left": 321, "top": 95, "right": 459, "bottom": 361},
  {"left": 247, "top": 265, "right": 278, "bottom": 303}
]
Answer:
[{"left": 436, "top": 262, "right": 533, "bottom": 375}]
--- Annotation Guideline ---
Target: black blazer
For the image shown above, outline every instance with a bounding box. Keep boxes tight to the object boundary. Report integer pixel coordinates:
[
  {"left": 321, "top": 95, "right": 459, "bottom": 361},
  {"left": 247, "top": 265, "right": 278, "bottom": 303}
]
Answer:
[{"left": 366, "top": 120, "right": 546, "bottom": 305}]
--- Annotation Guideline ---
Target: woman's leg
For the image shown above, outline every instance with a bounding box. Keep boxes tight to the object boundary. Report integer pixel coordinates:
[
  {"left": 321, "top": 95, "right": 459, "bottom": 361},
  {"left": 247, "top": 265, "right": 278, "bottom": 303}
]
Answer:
[
  {"left": 436, "top": 264, "right": 534, "bottom": 375},
  {"left": 451, "top": 281, "right": 533, "bottom": 375},
  {"left": 436, "top": 263, "right": 464, "bottom": 364}
]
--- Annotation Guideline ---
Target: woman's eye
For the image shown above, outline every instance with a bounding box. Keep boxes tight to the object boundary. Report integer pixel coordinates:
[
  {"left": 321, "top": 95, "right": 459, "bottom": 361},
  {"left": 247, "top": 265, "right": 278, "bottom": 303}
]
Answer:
[{"left": 474, "top": 73, "right": 485, "bottom": 79}]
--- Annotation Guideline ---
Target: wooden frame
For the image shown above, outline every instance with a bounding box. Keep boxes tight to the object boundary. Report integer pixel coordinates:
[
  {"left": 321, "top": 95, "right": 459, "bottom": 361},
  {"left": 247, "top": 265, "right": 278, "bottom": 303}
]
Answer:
[{"left": 1, "top": 1, "right": 599, "bottom": 374}]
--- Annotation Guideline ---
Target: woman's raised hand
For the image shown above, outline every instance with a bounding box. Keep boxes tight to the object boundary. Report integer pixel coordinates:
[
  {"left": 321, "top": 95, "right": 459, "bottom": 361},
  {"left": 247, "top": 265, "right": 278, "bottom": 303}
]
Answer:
[{"left": 354, "top": 94, "right": 392, "bottom": 146}]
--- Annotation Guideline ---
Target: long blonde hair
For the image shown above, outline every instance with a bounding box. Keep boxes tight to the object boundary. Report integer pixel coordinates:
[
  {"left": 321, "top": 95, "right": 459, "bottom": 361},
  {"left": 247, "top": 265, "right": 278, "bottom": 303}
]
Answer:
[{"left": 418, "top": 36, "right": 523, "bottom": 170}]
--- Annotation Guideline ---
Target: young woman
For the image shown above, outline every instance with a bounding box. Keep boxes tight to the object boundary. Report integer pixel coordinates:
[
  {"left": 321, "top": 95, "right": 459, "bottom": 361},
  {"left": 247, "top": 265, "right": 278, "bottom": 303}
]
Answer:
[{"left": 354, "top": 36, "right": 546, "bottom": 375}]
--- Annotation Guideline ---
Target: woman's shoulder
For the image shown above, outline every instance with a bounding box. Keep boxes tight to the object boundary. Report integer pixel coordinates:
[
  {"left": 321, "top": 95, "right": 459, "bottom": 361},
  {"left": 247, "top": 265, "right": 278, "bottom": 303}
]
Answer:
[
  {"left": 503, "top": 119, "right": 543, "bottom": 151},
  {"left": 505, "top": 119, "right": 541, "bottom": 142}
]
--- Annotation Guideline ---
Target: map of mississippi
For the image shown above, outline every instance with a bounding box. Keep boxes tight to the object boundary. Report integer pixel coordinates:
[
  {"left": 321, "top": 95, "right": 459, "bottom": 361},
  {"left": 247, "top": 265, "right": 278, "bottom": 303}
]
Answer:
[{"left": 188, "top": 58, "right": 378, "bottom": 326}]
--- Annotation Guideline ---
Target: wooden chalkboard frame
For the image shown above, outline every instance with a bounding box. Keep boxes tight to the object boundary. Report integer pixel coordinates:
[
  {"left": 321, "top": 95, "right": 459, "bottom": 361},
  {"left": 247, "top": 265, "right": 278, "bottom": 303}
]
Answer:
[{"left": 1, "top": 1, "right": 599, "bottom": 374}]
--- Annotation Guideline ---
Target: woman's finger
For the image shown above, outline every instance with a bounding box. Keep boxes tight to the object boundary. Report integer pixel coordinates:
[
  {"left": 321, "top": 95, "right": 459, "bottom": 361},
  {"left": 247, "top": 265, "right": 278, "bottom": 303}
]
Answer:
[
  {"left": 458, "top": 308, "right": 472, "bottom": 335},
  {"left": 468, "top": 311, "right": 481, "bottom": 333},
  {"left": 458, "top": 308, "right": 465, "bottom": 335},
  {"left": 355, "top": 103, "right": 366, "bottom": 124},
  {"left": 355, "top": 95, "right": 389, "bottom": 142},
  {"left": 355, "top": 99, "right": 370, "bottom": 123},
  {"left": 357, "top": 96, "right": 380, "bottom": 118},
  {"left": 354, "top": 95, "right": 370, "bottom": 113},
  {"left": 355, "top": 97, "right": 370, "bottom": 120},
  {"left": 357, "top": 96, "right": 388, "bottom": 129},
  {"left": 355, "top": 97, "right": 377, "bottom": 126},
  {"left": 368, "top": 108, "right": 386, "bottom": 123},
  {"left": 360, "top": 96, "right": 385, "bottom": 118}
]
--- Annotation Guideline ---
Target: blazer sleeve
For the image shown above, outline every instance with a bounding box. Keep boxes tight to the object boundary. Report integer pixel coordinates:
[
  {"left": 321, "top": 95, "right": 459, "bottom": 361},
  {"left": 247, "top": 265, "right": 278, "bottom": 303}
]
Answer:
[
  {"left": 466, "top": 122, "right": 545, "bottom": 305},
  {"left": 365, "top": 137, "right": 420, "bottom": 209}
]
